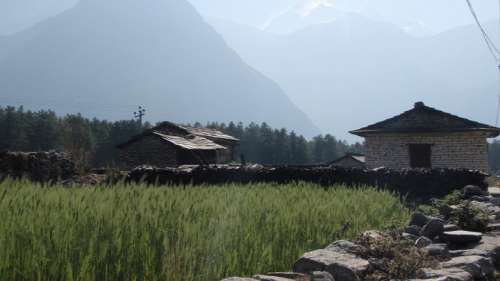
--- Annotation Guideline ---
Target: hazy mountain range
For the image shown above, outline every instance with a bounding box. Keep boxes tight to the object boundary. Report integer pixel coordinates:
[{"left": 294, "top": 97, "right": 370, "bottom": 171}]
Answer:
[
  {"left": 212, "top": 16, "right": 500, "bottom": 140},
  {"left": 0, "top": 0, "right": 320, "bottom": 137}
]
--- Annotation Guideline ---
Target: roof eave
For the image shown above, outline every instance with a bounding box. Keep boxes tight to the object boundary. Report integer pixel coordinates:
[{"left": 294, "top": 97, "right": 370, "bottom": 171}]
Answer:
[{"left": 350, "top": 128, "right": 500, "bottom": 138}]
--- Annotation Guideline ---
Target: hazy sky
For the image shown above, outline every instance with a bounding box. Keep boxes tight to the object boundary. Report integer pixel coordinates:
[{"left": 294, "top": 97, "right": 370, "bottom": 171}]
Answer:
[{"left": 1, "top": 0, "right": 499, "bottom": 35}]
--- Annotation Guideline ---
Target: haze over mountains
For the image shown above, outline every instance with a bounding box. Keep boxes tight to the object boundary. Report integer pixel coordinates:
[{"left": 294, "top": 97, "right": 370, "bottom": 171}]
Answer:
[
  {"left": 0, "top": 0, "right": 320, "bottom": 137},
  {"left": 1, "top": 0, "right": 500, "bottom": 141},
  {"left": 212, "top": 16, "right": 500, "bottom": 140}
]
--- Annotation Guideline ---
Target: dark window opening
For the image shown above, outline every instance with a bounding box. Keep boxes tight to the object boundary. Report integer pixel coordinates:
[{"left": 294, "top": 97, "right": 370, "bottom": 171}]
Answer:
[{"left": 409, "top": 144, "right": 432, "bottom": 169}]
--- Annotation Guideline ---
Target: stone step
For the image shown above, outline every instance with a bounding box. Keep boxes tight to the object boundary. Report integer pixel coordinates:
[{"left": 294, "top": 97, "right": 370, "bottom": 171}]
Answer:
[
  {"left": 487, "top": 223, "right": 500, "bottom": 232},
  {"left": 489, "top": 187, "right": 500, "bottom": 198}
]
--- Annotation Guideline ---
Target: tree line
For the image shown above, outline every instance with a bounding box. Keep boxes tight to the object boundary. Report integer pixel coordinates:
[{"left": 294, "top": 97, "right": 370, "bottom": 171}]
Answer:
[{"left": 0, "top": 106, "right": 364, "bottom": 168}]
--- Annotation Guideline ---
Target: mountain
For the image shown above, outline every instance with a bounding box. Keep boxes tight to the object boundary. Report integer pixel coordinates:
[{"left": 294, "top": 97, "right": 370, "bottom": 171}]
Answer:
[
  {"left": 212, "top": 16, "right": 500, "bottom": 141},
  {"left": 0, "top": 0, "right": 320, "bottom": 137}
]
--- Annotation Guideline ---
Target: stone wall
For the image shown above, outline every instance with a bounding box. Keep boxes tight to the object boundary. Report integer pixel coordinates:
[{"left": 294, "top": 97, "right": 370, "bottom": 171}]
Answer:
[
  {"left": 365, "top": 132, "right": 489, "bottom": 172},
  {"left": 119, "top": 135, "right": 179, "bottom": 168},
  {"left": 0, "top": 151, "right": 76, "bottom": 182},
  {"left": 126, "top": 166, "right": 488, "bottom": 199}
]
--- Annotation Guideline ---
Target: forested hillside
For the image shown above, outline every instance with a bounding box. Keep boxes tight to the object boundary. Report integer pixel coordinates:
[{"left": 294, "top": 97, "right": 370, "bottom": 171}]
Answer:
[{"left": 0, "top": 106, "right": 362, "bottom": 168}]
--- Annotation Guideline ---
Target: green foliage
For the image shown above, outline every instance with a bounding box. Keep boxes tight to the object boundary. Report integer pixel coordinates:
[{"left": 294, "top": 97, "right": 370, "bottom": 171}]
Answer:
[
  {"left": 359, "top": 231, "right": 437, "bottom": 281},
  {"left": 0, "top": 180, "right": 409, "bottom": 281},
  {"left": 452, "top": 202, "right": 489, "bottom": 232},
  {"left": 0, "top": 106, "right": 365, "bottom": 168}
]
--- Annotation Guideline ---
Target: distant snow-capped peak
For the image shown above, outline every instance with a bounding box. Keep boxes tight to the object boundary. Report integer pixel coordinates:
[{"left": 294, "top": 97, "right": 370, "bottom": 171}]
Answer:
[{"left": 297, "top": 0, "right": 335, "bottom": 17}]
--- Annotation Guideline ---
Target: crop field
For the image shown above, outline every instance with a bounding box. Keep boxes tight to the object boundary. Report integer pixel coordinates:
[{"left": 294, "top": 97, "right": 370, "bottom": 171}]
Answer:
[{"left": 0, "top": 180, "right": 409, "bottom": 281}]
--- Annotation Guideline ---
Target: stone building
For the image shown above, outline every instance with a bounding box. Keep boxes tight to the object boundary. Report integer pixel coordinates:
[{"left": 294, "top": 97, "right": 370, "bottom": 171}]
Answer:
[
  {"left": 350, "top": 102, "right": 500, "bottom": 172},
  {"left": 329, "top": 153, "right": 366, "bottom": 169},
  {"left": 117, "top": 122, "right": 239, "bottom": 168}
]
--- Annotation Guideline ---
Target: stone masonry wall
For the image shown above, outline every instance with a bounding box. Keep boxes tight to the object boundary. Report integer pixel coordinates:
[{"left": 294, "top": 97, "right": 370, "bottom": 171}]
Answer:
[
  {"left": 365, "top": 132, "right": 489, "bottom": 172},
  {"left": 119, "top": 135, "right": 178, "bottom": 169}
]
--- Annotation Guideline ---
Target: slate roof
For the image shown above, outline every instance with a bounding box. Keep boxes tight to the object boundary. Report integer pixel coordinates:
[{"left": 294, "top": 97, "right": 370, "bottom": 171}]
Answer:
[
  {"left": 350, "top": 102, "right": 500, "bottom": 137},
  {"left": 154, "top": 122, "right": 239, "bottom": 142},
  {"left": 153, "top": 132, "right": 226, "bottom": 150},
  {"left": 330, "top": 153, "right": 366, "bottom": 165}
]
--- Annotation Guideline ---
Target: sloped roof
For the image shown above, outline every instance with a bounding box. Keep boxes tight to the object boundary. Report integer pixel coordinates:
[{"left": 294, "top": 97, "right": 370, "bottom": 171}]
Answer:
[
  {"left": 153, "top": 132, "right": 226, "bottom": 150},
  {"left": 154, "top": 122, "right": 239, "bottom": 142},
  {"left": 330, "top": 153, "right": 366, "bottom": 165},
  {"left": 350, "top": 102, "right": 500, "bottom": 137}
]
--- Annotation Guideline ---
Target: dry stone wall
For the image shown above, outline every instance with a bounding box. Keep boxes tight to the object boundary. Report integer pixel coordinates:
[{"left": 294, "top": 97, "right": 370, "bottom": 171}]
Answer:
[
  {"left": 364, "top": 132, "right": 489, "bottom": 172},
  {"left": 127, "top": 166, "right": 487, "bottom": 199},
  {"left": 0, "top": 151, "right": 76, "bottom": 182}
]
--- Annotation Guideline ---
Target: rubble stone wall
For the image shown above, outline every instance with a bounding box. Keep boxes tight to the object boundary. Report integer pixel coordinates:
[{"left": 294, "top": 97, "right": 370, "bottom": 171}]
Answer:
[
  {"left": 127, "top": 166, "right": 488, "bottom": 199},
  {"left": 0, "top": 151, "right": 76, "bottom": 182}
]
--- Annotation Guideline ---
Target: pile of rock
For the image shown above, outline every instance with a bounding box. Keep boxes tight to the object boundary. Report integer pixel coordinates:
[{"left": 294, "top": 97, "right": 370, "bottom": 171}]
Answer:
[
  {"left": 221, "top": 186, "right": 500, "bottom": 281},
  {"left": 0, "top": 151, "right": 76, "bottom": 183}
]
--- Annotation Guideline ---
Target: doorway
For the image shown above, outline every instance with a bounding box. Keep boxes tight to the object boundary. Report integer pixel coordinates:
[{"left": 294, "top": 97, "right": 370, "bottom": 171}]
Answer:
[{"left": 409, "top": 144, "right": 432, "bottom": 168}]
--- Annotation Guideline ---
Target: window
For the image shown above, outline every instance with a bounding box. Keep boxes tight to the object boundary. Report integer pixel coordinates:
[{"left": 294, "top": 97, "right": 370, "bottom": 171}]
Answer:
[{"left": 409, "top": 144, "right": 432, "bottom": 169}]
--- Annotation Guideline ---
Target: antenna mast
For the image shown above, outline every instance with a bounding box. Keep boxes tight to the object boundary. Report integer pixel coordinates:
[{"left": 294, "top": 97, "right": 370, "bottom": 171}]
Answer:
[{"left": 134, "top": 106, "right": 146, "bottom": 125}]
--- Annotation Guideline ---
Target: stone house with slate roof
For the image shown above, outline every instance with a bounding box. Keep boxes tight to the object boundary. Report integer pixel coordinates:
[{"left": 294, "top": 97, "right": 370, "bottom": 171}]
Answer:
[
  {"left": 117, "top": 122, "right": 239, "bottom": 168},
  {"left": 350, "top": 102, "right": 500, "bottom": 172}
]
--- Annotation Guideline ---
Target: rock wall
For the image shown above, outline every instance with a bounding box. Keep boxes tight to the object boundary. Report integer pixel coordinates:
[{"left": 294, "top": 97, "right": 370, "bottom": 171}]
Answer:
[
  {"left": 0, "top": 151, "right": 76, "bottom": 182},
  {"left": 127, "top": 166, "right": 487, "bottom": 199},
  {"left": 364, "top": 132, "right": 490, "bottom": 172}
]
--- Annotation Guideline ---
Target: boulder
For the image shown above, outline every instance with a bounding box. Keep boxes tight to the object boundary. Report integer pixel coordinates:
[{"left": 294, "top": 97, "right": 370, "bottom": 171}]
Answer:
[
  {"left": 253, "top": 275, "right": 295, "bottom": 281},
  {"left": 489, "top": 187, "right": 500, "bottom": 198},
  {"left": 405, "top": 225, "right": 422, "bottom": 236},
  {"left": 449, "top": 249, "right": 491, "bottom": 258},
  {"left": 424, "top": 244, "right": 449, "bottom": 257},
  {"left": 474, "top": 233, "right": 500, "bottom": 268},
  {"left": 487, "top": 223, "right": 500, "bottom": 232},
  {"left": 441, "top": 255, "right": 495, "bottom": 279},
  {"left": 309, "top": 272, "right": 334, "bottom": 281},
  {"left": 415, "top": 236, "right": 433, "bottom": 248},
  {"left": 409, "top": 212, "right": 430, "bottom": 227},
  {"left": 221, "top": 277, "right": 257, "bottom": 281},
  {"left": 444, "top": 224, "right": 460, "bottom": 232},
  {"left": 326, "top": 240, "right": 365, "bottom": 255},
  {"left": 463, "top": 185, "right": 487, "bottom": 199},
  {"left": 420, "top": 219, "right": 445, "bottom": 239},
  {"left": 402, "top": 233, "right": 419, "bottom": 241},
  {"left": 293, "top": 247, "right": 370, "bottom": 281},
  {"left": 416, "top": 267, "right": 473, "bottom": 281},
  {"left": 441, "top": 231, "right": 482, "bottom": 245},
  {"left": 265, "top": 273, "right": 310, "bottom": 281}
]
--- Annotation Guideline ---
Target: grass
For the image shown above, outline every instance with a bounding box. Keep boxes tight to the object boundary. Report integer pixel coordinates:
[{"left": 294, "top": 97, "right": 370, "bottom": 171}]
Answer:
[{"left": 0, "top": 180, "right": 409, "bottom": 281}]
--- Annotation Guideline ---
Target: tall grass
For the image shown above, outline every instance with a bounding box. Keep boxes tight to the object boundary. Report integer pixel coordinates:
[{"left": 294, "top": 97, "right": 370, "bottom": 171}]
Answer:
[{"left": 0, "top": 180, "right": 409, "bottom": 281}]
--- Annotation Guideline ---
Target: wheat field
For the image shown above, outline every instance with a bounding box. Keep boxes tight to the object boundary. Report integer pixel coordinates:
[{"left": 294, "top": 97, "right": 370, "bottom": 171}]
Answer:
[{"left": 0, "top": 180, "right": 409, "bottom": 281}]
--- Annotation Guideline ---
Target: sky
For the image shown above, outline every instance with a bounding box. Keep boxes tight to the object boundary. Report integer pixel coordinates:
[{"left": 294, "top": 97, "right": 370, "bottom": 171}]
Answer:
[{"left": 1, "top": 0, "right": 499, "bottom": 36}]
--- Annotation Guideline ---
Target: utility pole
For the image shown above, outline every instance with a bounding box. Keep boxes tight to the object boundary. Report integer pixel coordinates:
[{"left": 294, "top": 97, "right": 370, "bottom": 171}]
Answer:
[{"left": 134, "top": 106, "right": 146, "bottom": 125}]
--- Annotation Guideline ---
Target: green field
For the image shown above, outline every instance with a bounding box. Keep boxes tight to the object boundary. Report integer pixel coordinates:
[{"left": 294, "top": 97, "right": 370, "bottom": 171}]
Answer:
[{"left": 0, "top": 180, "right": 409, "bottom": 281}]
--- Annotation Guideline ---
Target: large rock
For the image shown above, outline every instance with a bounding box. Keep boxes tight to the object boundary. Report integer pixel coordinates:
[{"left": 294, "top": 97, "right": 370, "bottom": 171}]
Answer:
[
  {"left": 405, "top": 225, "right": 422, "bottom": 236},
  {"left": 253, "top": 275, "right": 295, "bottom": 281},
  {"left": 424, "top": 244, "right": 449, "bottom": 257},
  {"left": 326, "top": 240, "right": 366, "bottom": 255},
  {"left": 309, "top": 272, "right": 334, "bottom": 281},
  {"left": 409, "top": 212, "right": 430, "bottom": 227},
  {"left": 221, "top": 277, "right": 257, "bottom": 281},
  {"left": 265, "top": 273, "right": 309, "bottom": 280},
  {"left": 415, "top": 236, "right": 433, "bottom": 248},
  {"left": 474, "top": 233, "right": 500, "bottom": 268},
  {"left": 441, "top": 255, "right": 495, "bottom": 279},
  {"left": 293, "top": 247, "right": 370, "bottom": 281},
  {"left": 441, "top": 231, "right": 482, "bottom": 245},
  {"left": 463, "top": 185, "right": 487, "bottom": 199},
  {"left": 420, "top": 219, "right": 445, "bottom": 239},
  {"left": 416, "top": 267, "right": 473, "bottom": 281}
]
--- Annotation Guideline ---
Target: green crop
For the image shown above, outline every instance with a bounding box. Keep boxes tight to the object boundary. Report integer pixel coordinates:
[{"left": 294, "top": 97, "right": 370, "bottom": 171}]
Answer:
[{"left": 0, "top": 180, "right": 409, "bottom": 281}]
